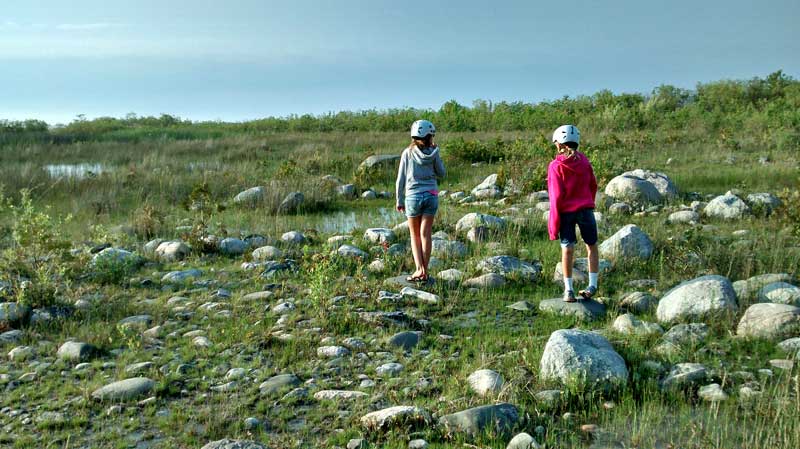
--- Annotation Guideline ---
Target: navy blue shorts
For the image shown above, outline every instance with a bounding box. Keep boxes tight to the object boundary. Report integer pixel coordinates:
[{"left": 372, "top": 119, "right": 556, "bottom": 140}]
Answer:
[{"left": 559, "top": 209, "right": 598, "bottom": 248}]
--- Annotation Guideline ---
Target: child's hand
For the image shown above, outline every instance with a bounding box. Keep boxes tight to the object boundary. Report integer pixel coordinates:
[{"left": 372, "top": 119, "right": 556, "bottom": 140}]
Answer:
[{"left": 396, "top": 205, "right": 405, "bottom": 213}]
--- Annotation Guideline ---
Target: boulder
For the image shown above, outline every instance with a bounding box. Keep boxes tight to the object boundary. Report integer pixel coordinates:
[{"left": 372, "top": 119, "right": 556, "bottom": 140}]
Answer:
[
  {"left": 604, "top": 173, "right": 663, "bottom": 205},
  {"left": 360, "top": 406, "right": 431, "bottom": 431},
  {"left": 337, "top": 244, "right": 369, "bottom": 260},
  {"left": 704, "top": 193, "right": 750, "bottom": 220},
  {"left": 0, "top": 302, "right": 32, "bottom": 328},
  {"left": 471, "top": 174, "right": 503, "bottom": 199},
  {"left": 656, "top": 275, "right": 737, "bottom": 323},
  {"left": 477, "top": 256, "right": 542, "bottom": 283},
  {"left": 612, "top": 314, "right": 663, "bottom": 336},
  {"left": 364, "top": 228, "right": 396, "bottom": 244},
  {"left": 667, "top": 210, "right": 700, "bottom": 224},
  {"left": 598, "top": 224, "right": 654, "bottom": 261},
  {"left": 467, "top": 369, "right": 504, "bottom": 396},
  {"left": 387, "top": 331, "right": 422, "bottom": 351},
  {"left": 455, "top": 213, "right": 506, "bottom": 233},
  {"left": 758, "top": 282, "right": 800, "bottom": 306},
  {"left": 91, "top": 377, "right": 155, "bottom": 401},
  {"left": 621, "top": 169, "right": 678, "bottom": 198},
  {"left": 619, "top": 292, "right": 658, "bottom": 314},
  {"left": 219, "top": 238, "right": 248, "bottom": 256},
  {"left": 155, "top": 240, "right": 190, "bottom": 262},
  {"left": 56, "top": 341, "right": 98, "bottom": 362},
  {"left": 201, "top": 440, "right": 268, "bottom": 449},
  {"left": 540, "top": 329, "right": 628, "bottom": 390},
  {"left": 233, "top": 186, "right": 265, "bottom": 205},
  {"left": 161, "top": 269, "right": 202, "bottom": 285},
  {"left": 438, "top": 403, "right": 519, "bottom": 436},
  {"left": 277, "top": 192, "right": 304, "bottom": 214},
  {"left": 538, "top": 298, "right": 606, "bottom": 321},
  {"left": 259, "top": 373, "right": 301, "bottom": 395},
  {"left": 252, "top": 245, "right": 283, "bottom": 261},
  {"left": 737, "top": 303, "right": 800, "bottom": 341},
  {"left": 660, "top": 363, "right": 707, "bottom": 391},
  {"left": 745, "top": 192, "right": 781, "bottom": 216},
  {"left": 733, "top": 273, "right": 794, "bottom": 302},
  {"left": 463, "top": 273, "right": 506, "bottom": 289},
  {"left": 360, "top": 154, "right": 400, "bottom": 170},
  {"left": 281, "top": 231, "right": 306, "bottom": 244},
  {"left": 507, "top": 432, "right": 542, "bottom": 449}
]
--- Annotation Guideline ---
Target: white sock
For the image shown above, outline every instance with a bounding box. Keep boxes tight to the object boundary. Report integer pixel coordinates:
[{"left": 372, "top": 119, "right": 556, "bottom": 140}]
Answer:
[
  {"left": 564, "top": 277, "right": 573, "bottom": 292},
  {"left": 589, "top": 272, "right": 599, "bottom": 288}
]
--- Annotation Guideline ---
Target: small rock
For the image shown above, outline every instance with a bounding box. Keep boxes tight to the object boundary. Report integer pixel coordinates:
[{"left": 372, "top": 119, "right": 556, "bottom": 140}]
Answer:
[
  {"left": 467, "top": 369, "right": 504, "bottom": 396},
  {"left": 698, "top": 383, "right": 728, "bottom": 402},
  {"left": 92, "top": 377, "right": 155, "bottom": 401}
]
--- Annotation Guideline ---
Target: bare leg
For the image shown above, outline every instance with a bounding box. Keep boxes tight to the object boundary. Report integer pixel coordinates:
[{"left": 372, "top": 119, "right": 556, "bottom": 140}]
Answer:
[
  {"left": 420, "top": 215, "right": 435, "bottom": 276},
  {"left": 561, "top": 245, "right": 574, "bottom": 279},
  {"left": 407, "top": 215, "right": 424, "bottom": 277},
  {"left": 586, "top": 244, "right": 599, "bottom": 273}
]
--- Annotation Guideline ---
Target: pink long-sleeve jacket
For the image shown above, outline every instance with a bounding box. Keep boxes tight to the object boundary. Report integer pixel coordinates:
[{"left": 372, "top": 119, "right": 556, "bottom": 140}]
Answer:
[{"left": 547, "top": 151, "right": 598, "bottom": 240}]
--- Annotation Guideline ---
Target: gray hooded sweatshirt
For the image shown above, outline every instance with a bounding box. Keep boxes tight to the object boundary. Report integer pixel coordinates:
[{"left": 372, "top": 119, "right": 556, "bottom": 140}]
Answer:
[{"left": 395, "top": 145, "right": 446, "bottom": 207}]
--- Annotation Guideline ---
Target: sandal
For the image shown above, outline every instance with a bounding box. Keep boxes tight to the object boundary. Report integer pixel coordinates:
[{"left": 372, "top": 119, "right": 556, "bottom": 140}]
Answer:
[
  {"left": 406, "top": 274, "right": 426, "bottom": 282},
  {"left": 563, "top": 290, "right": 577, "bottom": 303}
]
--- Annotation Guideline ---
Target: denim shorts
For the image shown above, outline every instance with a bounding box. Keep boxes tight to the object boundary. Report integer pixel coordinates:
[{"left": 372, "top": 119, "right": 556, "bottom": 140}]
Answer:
[
  {"left": 405, "top": 192, "right": 439, "bottom": 217},
  {"left": 559, "top": 208, "right": 598, "bottom": 248}
]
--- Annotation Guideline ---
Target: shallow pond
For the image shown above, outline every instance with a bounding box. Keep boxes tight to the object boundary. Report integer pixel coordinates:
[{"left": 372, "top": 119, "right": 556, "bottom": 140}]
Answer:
[
  {"left": 44, "top": 163, "right": 107, "bottom": 179},
  {"left": 315, "top": 207, "right": 399, "bottom": 234}
]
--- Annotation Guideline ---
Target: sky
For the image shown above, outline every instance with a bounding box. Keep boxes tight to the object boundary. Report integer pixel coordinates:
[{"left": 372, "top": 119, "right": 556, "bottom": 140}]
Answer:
[{"left": 1, "top": 0, "right": 798, "bottom": 124}]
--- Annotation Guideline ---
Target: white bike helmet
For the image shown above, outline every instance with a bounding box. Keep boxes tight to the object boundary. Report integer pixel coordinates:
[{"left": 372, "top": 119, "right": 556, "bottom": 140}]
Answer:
[
  {"left": 410, "top": 120, "right": 436, "bottom": 138},
  {"left": 553, "top": 125, "right": 580, "bottom": 145}
]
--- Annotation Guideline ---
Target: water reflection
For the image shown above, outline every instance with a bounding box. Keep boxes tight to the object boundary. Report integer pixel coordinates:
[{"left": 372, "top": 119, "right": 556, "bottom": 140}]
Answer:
[
  {"left": 44, "top": 163, "right": 106, "bottom": 179},
  {"left": 318, "top": 207, "right": 399, "bottom": 233}
]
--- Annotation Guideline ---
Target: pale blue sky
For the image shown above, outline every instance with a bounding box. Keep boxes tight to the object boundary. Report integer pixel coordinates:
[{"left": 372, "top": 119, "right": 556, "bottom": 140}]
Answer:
[{"left": 1, "top": 0, "right": 798, "bottom": 124}]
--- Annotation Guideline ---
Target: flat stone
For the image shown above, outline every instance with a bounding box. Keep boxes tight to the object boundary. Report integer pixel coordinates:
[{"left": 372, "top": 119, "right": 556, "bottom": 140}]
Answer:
[
  {"left": 200, "top": 439, "right": 268, "bottom": 449},
  {"left": 259, "top": 373, "right": 301, "bottom": 395},
  {"left": 388, "top": 331, "right": 421, "bottom": 351},
  {"left": 314, "top": 390, "right": 369, "bottom": 401},
  {"left": 384, "top": 275, "right": 435, "bottom": 289},
  {"left": 507, "top": 300, "right": 535, "bottom": 312},
  {"left": 360, "top": 405, "right": 432, "bottom": 431},
  {"left": 467, "top": 369, "right": 504, "bottom": 396},
  {"left": 161, "top": 269, "right": 202, "bottom": 284},
  {"left": 463, "top": 273, "right": 506, "bottom": 289},
  {"left": 660, "top": 363, "right": 707, "bottom": 391},
  {"left": 400, "top": 287, "right": 440, "bottom": 304},
  {"left": 539, "top": 298, "right": 606, "bottom": 321},
  {"left": 92, "top": 377, "right": 155, "bottom": 401},
  {"left": 56, "top": 341, "right": 98, "bottom": 362},
  {"left": 438, "top": 403, "right": 519, "bottom": 436}
]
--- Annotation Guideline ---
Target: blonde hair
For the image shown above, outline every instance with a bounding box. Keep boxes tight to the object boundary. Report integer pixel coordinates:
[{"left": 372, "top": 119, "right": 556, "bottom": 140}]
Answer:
[{"left": 412, "top": 135, "right": 434, "bottom": 149}]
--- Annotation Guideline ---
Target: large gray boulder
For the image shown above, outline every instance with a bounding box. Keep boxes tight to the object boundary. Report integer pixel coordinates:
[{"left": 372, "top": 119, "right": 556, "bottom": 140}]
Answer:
[
  {"left": 0, "top": 302, "right": 32, "bottom": 328},
  {"left": 360, "top": 406, "right": 431, "bottom": 431},
  {"left": 277, "top": 192, "right": 304, "bottom": 214},
  {"left": 155, "top": 240, "right": 191, "bottom": 262},
  {"left": 758, "top": 282, "right": 800, "bottom": 306},
  {"left": 477, "top": 256, "right": 542, "bottom": 283},
  {"left": 734, "top": 273, "right": 794, "bottom": 303},
  {"left": 455, "top": 213, "right": 506, "bottom": 233},
  {"left": 360, "top": 154, "right": 401, "bottom": 170},
  {"left": 57, "top": 341, "right": 98, "bottom": 362},
  {"left": 656, "top": 275, "right": 737, "bottom": 323},
  {"left": 704, "top": 193, "right": 750, "bottom": 220},
  {"left": 538, "top": 298, "right": 606, "bottom": 321},
  {"left": 745, "top": 192, "right": 781, "bottom": 216},
  {"left": 539, "top": 329, "right": 628, "bottom": 390},
  {"left": 598, "top": 224, "right": 654, "bottom": 261},
  {"left": 219, "top": 238, "right": 248, "bottom": 256},
  {"left": 604, "top": 173, "right": 664, "bottom": 205},
  {"left": 438, "top": 403, "right": 519, "bottom": 436},
  {"left": 622, "top": 169, "right": 678, "bottom": 198},
  {"left": 91, "top": 377, "right": 155, "bottom": 401},
  {"left": 737, "top": 303, "right": 800, "bottom": 341},
  {"left": 233, "top": 186, "right": 265, "bottom": 205},
  {"left": 201, "top": 440, "right": 269, "bottom": 449},
  {"left": 471, "top": 174, "right": 503, "bottom": 199}
]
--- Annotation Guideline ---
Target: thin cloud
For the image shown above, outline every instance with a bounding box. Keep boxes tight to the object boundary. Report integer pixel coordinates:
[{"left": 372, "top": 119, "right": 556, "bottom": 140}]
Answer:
[{"left": 56, "top": 23, "right": 125, "bottom": 31}]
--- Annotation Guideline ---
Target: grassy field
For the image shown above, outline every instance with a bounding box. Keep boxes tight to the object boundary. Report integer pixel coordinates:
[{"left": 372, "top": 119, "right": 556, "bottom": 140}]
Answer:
[{"left": 1, "top": 74, "right": 800, "bottom": 449}]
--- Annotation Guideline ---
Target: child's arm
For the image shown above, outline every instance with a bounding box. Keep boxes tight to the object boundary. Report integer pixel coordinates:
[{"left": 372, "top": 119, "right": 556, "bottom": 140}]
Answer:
[
  {"left": 547, "top": 163, "right": 563, "bottom": 241},
  {"left": 434, "top": 152, "right": 446, "bottom": 179},
  {"left": 395, "top": 151, "right": 407, "bottom": 209},
  {"left": 589, "top": 162, "right": 598, "bottom": 199}
]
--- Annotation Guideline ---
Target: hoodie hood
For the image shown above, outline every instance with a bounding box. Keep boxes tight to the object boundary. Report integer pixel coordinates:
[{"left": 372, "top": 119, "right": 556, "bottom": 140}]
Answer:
[
  {"left": 554, "top": 151, "right": 591, "bottom": 175},
  {"left": 410, "top": 145, "right": 440, "bottom": 165}
]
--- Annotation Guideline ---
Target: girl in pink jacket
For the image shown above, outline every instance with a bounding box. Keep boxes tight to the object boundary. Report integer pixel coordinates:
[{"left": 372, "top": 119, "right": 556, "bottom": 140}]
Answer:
[{"left": 547, "top": 125, "right": 599, "bottom": 302}]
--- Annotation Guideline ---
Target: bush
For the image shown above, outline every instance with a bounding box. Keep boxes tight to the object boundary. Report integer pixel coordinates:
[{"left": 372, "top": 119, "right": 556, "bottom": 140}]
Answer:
[{"left": 0, "top": 190, "right": 76, "bottom": 308}]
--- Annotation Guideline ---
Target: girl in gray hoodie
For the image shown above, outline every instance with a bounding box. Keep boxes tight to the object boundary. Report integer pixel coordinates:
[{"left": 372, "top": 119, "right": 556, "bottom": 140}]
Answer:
[{"left": 396, "top": 120, "right": 446, "bottom": 282}]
